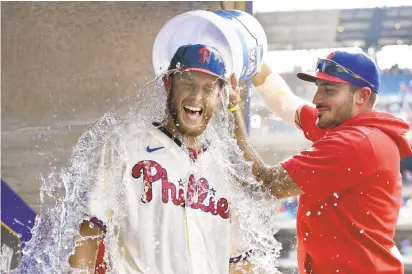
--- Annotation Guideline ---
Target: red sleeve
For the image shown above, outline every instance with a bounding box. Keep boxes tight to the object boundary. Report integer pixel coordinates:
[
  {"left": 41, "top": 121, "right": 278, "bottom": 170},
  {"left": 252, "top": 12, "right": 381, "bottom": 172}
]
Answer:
[
  {"left": 281, "top": 129, "right": 376, "bottom": 198},
  {"left": 299, "top": 105, "right": 328, "bottom": 142}
]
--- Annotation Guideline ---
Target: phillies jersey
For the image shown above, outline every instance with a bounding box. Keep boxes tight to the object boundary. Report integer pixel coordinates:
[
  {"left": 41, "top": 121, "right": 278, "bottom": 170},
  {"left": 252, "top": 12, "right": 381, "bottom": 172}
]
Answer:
[{"left": 87, "top": 122, "right": 246, "bottom": 274}]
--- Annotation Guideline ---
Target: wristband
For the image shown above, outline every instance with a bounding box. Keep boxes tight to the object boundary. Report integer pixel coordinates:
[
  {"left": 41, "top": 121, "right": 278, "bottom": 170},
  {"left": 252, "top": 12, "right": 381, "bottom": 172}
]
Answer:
[{"left": 228, "top": 104, "right": 240, "bottom": 112}]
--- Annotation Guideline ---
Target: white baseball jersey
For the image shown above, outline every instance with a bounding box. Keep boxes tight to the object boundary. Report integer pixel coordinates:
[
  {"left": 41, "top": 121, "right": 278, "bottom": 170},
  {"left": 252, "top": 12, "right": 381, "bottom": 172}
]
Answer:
[{"left": 87, "top": 122, "right": 246, "bottom": 274}]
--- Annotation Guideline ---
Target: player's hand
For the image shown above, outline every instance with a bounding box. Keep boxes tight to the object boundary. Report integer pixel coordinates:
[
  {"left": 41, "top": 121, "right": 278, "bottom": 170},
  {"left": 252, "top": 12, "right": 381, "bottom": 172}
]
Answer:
[
  {"left": 252, "top": 63, "right": 273, "bottom": 87},
  {"left": 228, "top": 73, "right": 241, "bottom": 108}
]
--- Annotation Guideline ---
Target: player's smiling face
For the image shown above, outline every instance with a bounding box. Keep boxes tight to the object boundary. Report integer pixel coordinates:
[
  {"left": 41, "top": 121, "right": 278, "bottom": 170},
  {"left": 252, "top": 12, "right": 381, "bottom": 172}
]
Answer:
[
  {"left": 313, "top": 80, "right": 355, "bottom": 129},
  {"left": 167, "top": 70, "right": 223, "bottom": 137}
]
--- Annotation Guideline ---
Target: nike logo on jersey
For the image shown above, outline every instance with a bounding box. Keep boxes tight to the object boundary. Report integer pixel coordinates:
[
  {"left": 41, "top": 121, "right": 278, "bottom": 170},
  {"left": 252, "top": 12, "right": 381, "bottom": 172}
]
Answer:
[{"left": 146, "top": 146, "right": 164, "bottom": 153}]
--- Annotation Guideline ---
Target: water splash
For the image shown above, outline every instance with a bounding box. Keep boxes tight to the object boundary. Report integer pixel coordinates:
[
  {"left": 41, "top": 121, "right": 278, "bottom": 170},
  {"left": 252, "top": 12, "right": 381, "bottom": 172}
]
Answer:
[{"left": 17, "top": 76, "right": 281, "bottom": 273}]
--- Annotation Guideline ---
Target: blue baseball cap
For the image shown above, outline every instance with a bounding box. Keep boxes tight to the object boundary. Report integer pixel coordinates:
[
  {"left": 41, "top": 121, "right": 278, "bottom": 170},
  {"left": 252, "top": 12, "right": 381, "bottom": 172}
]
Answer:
[
  {"left": 297, "top": 51, "right": 380, "bottom": 93},
  {"left": 168, "top": 44, "right": 228, "bottom": 81}
]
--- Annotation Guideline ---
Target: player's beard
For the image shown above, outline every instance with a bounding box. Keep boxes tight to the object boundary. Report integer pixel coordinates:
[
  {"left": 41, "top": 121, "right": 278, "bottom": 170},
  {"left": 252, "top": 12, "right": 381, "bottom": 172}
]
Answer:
[
  {"left": 317, "top": 93, "right": 354, "bottom": 129},
  {"left": 166, "top": 88, "right": 212, "bottom": 137}
]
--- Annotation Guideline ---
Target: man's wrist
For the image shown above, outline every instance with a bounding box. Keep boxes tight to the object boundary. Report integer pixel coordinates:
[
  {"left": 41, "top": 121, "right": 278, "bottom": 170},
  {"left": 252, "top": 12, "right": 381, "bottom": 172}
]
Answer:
[{"left": 228, "top": 104, "right": 240, "bottom": 112}]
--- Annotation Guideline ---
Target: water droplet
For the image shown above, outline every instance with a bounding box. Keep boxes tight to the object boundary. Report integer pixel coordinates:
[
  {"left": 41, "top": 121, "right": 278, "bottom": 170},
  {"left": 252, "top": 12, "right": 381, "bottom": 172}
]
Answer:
[
  {"left": 320, "top": 205, "right": 323, "bottom": 209},
  {"left": 366, "top": 212, "right": 369, "bottom": 215},
  {"left": 304, "top": 238, "right": 307, "bottom": 241},
  {"left": 333, "top": 193, "right": 339, "bottom": 198},
  {"left": 347, "top": 168, "right": 351, "bottom": 171},
  {"left": 89, "top": 222, "right": 94, "bottom": 228},
  {"left": 317, "top": 211, "right": 321, "bottom": 215},
  {"left": 305, "top": 232, "right": 309, "bottom": 236},
  {"left": 306, "top": 211, "right": 311, "bottom": 216},
  {"left": 334, "top": 203, "right": 337, "bottom": 206},
  {"left": 386, "top": 181, "right": 389, "bottom": 184},
  {"left": 360, "top": 230, "right": 364, "bottom": 234},
  {"left": 360, "top": 171, "right": 363, "bottom": 175}
]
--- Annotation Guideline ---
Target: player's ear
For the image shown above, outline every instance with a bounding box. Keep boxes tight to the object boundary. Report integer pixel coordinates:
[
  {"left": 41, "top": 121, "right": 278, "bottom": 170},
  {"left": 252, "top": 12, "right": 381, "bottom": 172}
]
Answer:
[
  {"left": 162, "top": 74, "right": 172, "bottom": 95},
  {"left": 216, "top": 79, "right": 225, "bottom": 101},
  {"left": 355, "top": 87, "right": 372, "bottom": 105},
  {"left": 217, "top": 88, "right": 223, "bottom": 102}
]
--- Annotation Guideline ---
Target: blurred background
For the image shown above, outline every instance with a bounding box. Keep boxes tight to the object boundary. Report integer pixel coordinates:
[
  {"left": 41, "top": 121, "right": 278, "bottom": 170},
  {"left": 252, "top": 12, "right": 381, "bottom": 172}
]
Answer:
[{"left": 1, "top": 1, "right": 411, "bottom": 273}]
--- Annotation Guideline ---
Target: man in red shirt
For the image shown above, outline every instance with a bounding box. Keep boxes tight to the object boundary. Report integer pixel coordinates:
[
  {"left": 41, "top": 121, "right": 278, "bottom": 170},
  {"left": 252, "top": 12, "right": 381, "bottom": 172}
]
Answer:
[{"left": 229, "top": 51, "right": 411, "bottom": 273}]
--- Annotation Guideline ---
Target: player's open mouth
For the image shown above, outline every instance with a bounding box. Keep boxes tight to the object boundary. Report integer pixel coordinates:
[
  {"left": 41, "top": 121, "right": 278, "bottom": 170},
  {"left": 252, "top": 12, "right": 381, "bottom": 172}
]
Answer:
[{"left": 183, "top": 105, "right": 203, "bottom": 121}]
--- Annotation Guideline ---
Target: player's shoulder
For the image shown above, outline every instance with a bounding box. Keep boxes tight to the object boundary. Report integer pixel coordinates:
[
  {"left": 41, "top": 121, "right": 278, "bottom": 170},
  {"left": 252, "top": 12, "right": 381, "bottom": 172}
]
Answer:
[
  {"left": 321, "top": 126, "right": 375, "bottom": 160},
  {"left": 115, "top": 118, "right": 154, "bottom": 138},
  {"left": 330, "top": 124, "right": 385, "bottom": 144},
  {"left": 329, "top": 125, "right": 369, "bottom": 138},
  {"left": 118, "top": 120, "right": 182, "bottom": 151}
]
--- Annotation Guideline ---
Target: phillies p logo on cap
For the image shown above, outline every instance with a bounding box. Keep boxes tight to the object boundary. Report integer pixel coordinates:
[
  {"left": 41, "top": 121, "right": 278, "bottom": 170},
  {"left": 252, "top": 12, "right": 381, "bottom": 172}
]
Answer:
[
  {"left": 197, "top": 48, "right": 211, "bottom": 64},
  {"left": 168, "top": 44, "right": 227, "bottom": 80}
]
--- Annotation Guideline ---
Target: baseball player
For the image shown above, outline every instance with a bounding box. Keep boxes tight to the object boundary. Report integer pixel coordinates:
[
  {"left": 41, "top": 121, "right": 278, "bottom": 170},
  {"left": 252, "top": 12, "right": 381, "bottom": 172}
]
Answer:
[
  {"left": 229, "top": 51, "right": 412, "bottom": 273},
  {"left": 69, "top": 44, "right": 252, "bottom": 274}
]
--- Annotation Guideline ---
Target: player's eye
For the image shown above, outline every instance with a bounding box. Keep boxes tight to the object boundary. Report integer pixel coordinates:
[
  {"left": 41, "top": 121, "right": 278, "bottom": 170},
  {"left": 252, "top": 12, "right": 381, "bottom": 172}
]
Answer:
[
  {"left": 204, "top": 85, "right": 213, "bottom": 92},
  {"left": 182, "top": 81, "right": 195, "bottom": 88}
]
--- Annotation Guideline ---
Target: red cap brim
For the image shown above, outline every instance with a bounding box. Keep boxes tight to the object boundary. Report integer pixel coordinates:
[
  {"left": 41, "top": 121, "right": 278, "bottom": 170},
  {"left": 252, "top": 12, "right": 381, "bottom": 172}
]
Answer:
[
  {"left": 168, "top": 68, "right": 227, "bottom": 82},
  {"left": 297, "top": 71, "right": 350, "bottom": 84}
]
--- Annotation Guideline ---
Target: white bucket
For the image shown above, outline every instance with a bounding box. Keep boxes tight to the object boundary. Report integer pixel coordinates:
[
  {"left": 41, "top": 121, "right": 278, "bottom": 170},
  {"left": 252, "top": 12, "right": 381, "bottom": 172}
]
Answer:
[{"left": 152, "top": 9, "right": 267, "bottom": 83}]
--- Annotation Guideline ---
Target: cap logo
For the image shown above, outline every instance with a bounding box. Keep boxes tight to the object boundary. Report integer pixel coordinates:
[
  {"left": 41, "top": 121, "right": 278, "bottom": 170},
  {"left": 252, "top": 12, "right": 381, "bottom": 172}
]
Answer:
[
  {"left": 326, "top": 52, "right": 335, "bottom": 59},
  {"left": 197, "top": 47, "right": 211, "bottom": 64}
]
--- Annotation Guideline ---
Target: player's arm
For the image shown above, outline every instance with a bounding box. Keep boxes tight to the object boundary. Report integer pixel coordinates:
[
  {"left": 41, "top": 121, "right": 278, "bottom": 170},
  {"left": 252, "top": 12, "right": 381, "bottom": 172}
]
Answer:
[
  {"left": 230, "top": 260, "right": 255, "bottom": 274},
  {"left": 252, "top": 63, "right": 309, "bottom": 130},
  {"left": 256, "top": 164, "right": 303, "bottom": 199},
  {"left": 231, "top": 108, "right": 303, "bottom": 199},
  {"left": 229, "top": 212, "right": 256, "bottom": 274},
  {"left": 69, "top": 220, "right": 103, "bottom": 271},
  {"left": 229, "top": 74, "right": 303, "bottom": 199},
  {"left": 253, "top": 64, "right": 328, "bottom": 142}
]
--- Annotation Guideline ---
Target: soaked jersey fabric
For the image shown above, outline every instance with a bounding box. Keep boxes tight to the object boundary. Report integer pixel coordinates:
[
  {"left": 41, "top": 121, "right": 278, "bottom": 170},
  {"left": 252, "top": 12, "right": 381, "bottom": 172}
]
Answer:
[{"left": 87, "top": 122, "right": 246, "bottom": 274}]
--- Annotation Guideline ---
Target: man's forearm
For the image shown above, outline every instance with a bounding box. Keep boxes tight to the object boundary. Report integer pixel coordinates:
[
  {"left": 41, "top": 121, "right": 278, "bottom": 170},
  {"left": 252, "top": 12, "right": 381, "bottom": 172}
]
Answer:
[
  {"left": 232, "top": 109, "right": 266, "bottom": 178},
  {"left": 259, "top": 165, "right": 303, "bottom": 199},
  {"left": 232, "top": 110, "right": 303, "bottom": 199},
  {"left": 69, "top": 220, "right": 103, "bottom": 272},
  {"left": 253, "top": 64, "right": 309, "bottom": 129},
  {"left": 230, "top": 260, "right": 255, "bottom": 274}
]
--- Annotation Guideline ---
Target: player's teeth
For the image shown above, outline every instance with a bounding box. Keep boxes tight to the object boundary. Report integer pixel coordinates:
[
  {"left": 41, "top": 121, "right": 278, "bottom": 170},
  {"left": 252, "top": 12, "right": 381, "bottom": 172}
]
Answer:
[{"left": 185, "top": 106, "right": 201, "bottom": 112}]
